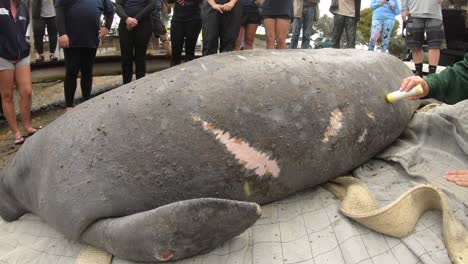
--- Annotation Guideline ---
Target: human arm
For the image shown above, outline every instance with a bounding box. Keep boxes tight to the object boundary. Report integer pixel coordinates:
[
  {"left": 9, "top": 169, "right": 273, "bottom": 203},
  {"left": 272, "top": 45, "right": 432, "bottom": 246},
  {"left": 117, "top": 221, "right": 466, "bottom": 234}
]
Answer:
[
  {"left": 400, "top": 0, "right": 408, "bottom": 22},
  {"left": 370, "top": 0, "right": 385, "bottom": 10},
  {"left": 99, "top": 0, "right": 115, "bottom": 39},
  {"left": 55, "top": 0, "right": 69, "bottom": 47},
  {"left": 114, "top": 0, "right": 129, "bottom": 20},
  {"left": 135, "top": 0, "right": 156, "bottom": 21},
  {"left": 399, "top": 55, "right": 468, "bottom": 104},
  {"left": 392, "top": 0, "right": 400, "bottom": 15}
]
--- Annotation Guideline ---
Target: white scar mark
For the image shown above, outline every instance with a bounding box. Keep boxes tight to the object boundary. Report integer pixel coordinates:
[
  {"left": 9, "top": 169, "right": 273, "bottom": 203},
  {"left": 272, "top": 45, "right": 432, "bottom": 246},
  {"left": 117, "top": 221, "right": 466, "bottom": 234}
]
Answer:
[
  {"left": 237, "top": 55, "right": 248, "bottom": 61},
  {"left": 358, "top": 128, "right": 368, "bottom": 143},
  {"left": 366, "top": 109, "right": 376, "bottom": 121},
  {"left": 322, "top": 109, "right": 343, "bottom": 143},
  {"left": 192, "top": 115, "right": 280, "bottom": 177},
  {"left": 201, "top": 64, "right": 208, "bottom": 71}
]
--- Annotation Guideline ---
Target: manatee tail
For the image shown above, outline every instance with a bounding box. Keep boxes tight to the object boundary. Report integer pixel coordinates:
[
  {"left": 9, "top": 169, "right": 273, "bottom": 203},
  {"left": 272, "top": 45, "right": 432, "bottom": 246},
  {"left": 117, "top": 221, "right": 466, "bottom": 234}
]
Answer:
[{"left": 81, "top": 198, "right": 261, "bottom": 262}]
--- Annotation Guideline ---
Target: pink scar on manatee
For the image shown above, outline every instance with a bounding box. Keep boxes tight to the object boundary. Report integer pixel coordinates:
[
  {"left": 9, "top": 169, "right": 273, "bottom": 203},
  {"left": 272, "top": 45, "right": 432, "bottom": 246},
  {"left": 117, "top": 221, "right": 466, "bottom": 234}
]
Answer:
[
  {"left": 157, "top": 249, "right": 175, "bottom": 261},
  {"left": 192, "top": 115, "right": 280, "bottom": 178}
]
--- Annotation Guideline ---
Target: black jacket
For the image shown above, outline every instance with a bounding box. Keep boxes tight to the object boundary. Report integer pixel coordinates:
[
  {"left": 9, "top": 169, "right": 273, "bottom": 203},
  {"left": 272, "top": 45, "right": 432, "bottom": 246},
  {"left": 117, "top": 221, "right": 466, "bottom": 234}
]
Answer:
[
  {"left": 31, "top": 0, "right": 55, "bottom": 19},
  {"left": 0, "top": 0, "right": 30, "bottom": 61},
  {"left": 330, "top": 0, "right": 361, "bottom": 21}
]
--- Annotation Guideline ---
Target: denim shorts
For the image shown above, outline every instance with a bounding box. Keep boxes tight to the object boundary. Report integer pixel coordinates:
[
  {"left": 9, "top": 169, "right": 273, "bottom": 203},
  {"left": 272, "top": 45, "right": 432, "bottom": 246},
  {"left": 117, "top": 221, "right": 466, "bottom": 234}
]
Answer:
[{"left": 0, "top": 56, "right": 30, "bottom": 71}]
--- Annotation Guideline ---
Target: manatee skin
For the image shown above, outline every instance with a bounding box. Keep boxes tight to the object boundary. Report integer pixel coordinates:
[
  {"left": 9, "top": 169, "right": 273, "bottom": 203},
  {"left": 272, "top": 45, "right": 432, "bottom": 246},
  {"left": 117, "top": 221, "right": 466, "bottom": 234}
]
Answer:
[{"left": 0, "top": 49, "right": 414, "bottom": 257}]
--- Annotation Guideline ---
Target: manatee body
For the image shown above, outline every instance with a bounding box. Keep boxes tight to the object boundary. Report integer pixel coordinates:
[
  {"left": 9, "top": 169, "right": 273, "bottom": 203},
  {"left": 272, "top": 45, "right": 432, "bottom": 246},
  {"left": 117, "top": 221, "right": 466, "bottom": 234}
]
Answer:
[{"left": 0, "top": 49, "right": 414, "bottom": 262}]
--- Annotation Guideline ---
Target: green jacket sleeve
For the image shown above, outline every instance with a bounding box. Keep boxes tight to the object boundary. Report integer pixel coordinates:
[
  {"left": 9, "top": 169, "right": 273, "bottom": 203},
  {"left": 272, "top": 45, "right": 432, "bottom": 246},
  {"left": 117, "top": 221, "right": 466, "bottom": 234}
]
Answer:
[{"left": 425, "top": 54, "right": 468, "bottom": 105}]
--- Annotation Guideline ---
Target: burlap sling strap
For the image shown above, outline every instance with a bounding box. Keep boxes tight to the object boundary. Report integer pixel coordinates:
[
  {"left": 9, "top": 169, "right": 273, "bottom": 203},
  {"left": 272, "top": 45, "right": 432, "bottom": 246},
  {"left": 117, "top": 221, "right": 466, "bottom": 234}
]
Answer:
[
  {"left": 76, "top": 245, "right": 112, "bottom": 264},
  {"left": 324, "top": 176, "right": 468, "bottom": 264}
]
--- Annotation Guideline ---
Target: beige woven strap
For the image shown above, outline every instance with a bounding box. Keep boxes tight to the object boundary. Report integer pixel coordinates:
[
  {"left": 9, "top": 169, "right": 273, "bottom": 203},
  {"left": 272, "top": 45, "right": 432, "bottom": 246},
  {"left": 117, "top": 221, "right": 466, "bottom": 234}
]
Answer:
[
  {"left": 417, "top": 103, "right": 441, "bottom": 113},
  {"left": 324, "top": 176, "right": 468, "bottom": 264},
  {"left": 76, "top": 245, "right": 113, "bottom": 264}
]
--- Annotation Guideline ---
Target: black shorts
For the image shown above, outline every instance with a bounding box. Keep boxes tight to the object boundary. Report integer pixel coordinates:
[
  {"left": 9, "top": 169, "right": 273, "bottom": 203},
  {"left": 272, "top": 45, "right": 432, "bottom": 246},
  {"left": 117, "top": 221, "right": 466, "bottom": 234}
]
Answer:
[
  {"left": 152, "top": 16, "right": 167, "bottom": 36},
  {"left": 262, "top": 15, "right": 291, "bottom": 20},
  {"left": 241, "top": 12, "right": 261, "bottom": 26},
  {"left": 405, "top": 17, "right": 445, "bottom": 49}
]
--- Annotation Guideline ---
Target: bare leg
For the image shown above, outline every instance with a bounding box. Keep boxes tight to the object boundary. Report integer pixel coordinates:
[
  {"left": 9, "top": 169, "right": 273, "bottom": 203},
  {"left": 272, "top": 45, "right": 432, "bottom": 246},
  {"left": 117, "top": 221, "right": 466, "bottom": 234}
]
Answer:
[
  {"left": 264, "top": 18, "right": 276, "bottom": 49},
  {"left": 235, "top": 26, "right": 245, "bottom": 51},
  {"left": 275, "top": 18, "right": 291, "bottom": 49},
  {"left": 15, "top": 66, "right": 36, "bottom": 135},
  {"left": 0, "top": 69, "right": 21, "bottom": 140},
  {"left": 244, "top": 24, "right": 258, "bottom": 50},
  {"left": 412, "top": 48, "right": 424, "bottom": 64},
  {"left": 428, "top": 48, "right": 440, "bottom": 66}
]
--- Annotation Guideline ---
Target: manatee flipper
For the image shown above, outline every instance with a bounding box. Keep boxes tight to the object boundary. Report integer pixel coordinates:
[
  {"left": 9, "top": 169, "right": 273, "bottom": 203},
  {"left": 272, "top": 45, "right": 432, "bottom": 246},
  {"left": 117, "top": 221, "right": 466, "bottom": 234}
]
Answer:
[
  {"left": 81, "top": 198, "right": 261, "bottom": 262},
  {"left": 0, "top": 184, "right": 27, "bottom": 222}
]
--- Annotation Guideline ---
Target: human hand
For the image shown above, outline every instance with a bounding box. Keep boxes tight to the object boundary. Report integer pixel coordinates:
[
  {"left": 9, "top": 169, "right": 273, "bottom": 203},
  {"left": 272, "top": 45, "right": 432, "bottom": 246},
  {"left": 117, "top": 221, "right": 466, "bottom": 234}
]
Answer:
[
  {"left": 255, "top": 0, "right": 261, "bottom": 6},
  {"left": 444, "top": 170, "right": 468, "bottom": 187},
  {"left": 399, "top": 75, "right": 429, "bottom": 100},
  {"left": 59, "top": 34, "right": 69, "bottom": 48},
  {"left": 390, "top": 2, "right": 395, "bottom": 9},
  {"left": 222, "top": 1, "right": 235, "bottom": 11},
  {"left": 401, "top": 11, "right": 409, "bottom": 22},
  {"left": 126, "top": 17, "right": 138, "bottom": 27},
  {"left": 211, "top": 3, "right": 224, "bottom": 13},
  {"left": 98, "top": 27, "right": 109, "bottom": 39}
]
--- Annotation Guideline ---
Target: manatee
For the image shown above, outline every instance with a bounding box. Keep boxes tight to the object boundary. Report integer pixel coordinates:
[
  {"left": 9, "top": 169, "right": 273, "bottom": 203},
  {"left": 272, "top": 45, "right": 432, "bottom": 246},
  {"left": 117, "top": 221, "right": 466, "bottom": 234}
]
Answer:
[{"left": 0, "top": 49, "right": 415, "bottom": 262}]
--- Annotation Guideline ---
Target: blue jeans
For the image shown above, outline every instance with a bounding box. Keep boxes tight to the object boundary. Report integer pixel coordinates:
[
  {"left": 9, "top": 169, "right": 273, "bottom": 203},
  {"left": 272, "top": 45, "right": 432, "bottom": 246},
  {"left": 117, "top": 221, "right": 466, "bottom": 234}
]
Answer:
[{"left": 290, "top": 5, "right": 316, "bottom": 49}]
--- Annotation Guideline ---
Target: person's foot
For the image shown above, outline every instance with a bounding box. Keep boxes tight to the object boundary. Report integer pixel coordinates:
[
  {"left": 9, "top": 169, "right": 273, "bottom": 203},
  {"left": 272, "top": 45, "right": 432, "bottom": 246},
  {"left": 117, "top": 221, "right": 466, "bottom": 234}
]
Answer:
[
  {"left": 13, "top": 132, "right": 25, "bottom": 145},
  {"left": 65, "top": 107, "right": 73, "bottom": 112},
  {"left": 50, "top": 54, "right": 58, "bottom": 62},
  {"left": 23, "top": 127, "right": 39, "bottom": 137},
  {"left": 35, "top": 55, "right": 45, "bottom": 63},
  {"left": 163, "top": 40, "right": 172, "bottom": 57}
]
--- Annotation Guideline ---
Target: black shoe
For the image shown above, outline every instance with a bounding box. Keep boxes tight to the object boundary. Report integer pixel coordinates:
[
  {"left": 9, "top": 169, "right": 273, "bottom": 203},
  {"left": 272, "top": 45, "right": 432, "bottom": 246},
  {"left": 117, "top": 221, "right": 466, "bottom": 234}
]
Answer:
[
  {"left": 414, "top": 71, "right": 423, "bottom": 78},
  {"left": 35, "top": 55, "right": 45, "bottom": 63},
  {"left": 50, "top": 54, "right": 58, "bottom": 62}
]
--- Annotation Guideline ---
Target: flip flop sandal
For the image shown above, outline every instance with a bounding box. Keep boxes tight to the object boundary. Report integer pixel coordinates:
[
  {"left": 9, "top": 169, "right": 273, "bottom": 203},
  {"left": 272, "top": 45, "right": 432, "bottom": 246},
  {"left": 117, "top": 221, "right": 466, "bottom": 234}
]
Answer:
[
  {"left": 14, "top": 137, "right": 25, "bottom": 145},
  {"left": 24, "top": 126, "right": 42, "bottom": 137}
]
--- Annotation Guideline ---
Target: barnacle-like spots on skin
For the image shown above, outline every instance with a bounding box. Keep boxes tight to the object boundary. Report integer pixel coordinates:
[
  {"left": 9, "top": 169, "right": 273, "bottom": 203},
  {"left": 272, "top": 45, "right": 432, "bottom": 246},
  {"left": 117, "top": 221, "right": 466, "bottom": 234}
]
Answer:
[{"left": 192, "top": 115, "right": 280, "bottom": 178}]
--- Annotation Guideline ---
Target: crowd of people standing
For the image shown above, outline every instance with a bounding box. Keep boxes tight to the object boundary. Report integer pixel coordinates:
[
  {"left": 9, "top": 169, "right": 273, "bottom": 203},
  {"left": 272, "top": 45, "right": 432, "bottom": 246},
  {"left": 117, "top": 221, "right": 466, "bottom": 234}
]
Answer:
[{"left": 0, "top": 0, "right": 449, "bottom": 146}]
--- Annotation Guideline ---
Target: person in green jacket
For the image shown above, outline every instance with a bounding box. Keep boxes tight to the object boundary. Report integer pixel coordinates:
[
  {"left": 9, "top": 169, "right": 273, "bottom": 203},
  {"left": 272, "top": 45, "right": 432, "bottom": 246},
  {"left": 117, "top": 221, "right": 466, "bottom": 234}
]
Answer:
[{"left": 399, "top": 53, "right": 468, "bottom": 187}]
